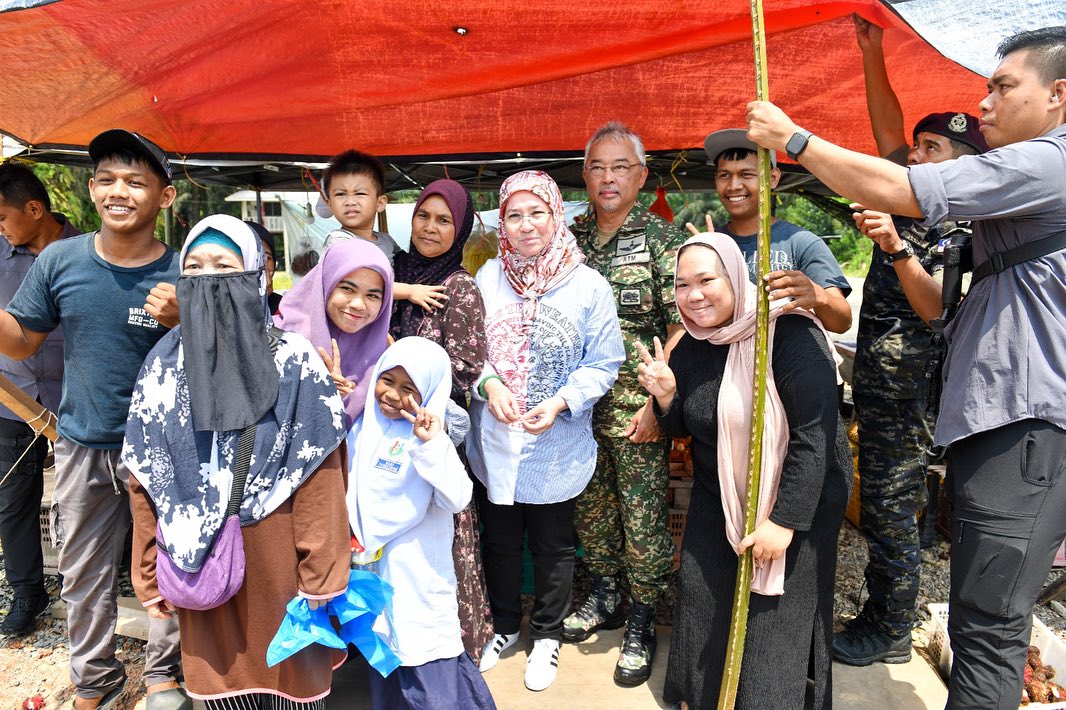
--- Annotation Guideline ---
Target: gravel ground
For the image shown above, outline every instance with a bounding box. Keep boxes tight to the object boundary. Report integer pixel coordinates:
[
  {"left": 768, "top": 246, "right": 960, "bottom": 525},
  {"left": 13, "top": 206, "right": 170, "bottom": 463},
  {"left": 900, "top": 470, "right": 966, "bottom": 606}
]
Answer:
[
  {"left": 0, "top": 557, "right": 149, "bottom": 708},
  {"left": 833, "top": 519, "right": 1066, "bottom": 650},
  {"left": 3, "top": 524, "right": 1065, "bottom": 706}
]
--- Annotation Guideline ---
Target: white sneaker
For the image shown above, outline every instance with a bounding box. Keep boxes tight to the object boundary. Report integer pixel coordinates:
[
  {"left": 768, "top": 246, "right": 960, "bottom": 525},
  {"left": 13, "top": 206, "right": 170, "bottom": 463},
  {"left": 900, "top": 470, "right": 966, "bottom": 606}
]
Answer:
[
  {"left": 524, "top": 638, "right": 560, "bottom": 691},
  {"left": 479, "top": 632, "right": 519, "bottom": 673}
]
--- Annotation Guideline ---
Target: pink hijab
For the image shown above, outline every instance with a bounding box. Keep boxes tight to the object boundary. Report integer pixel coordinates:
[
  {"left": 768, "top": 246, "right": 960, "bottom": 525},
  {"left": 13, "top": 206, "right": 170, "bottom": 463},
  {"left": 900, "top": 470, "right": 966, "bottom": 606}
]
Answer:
[
  {"left": 497, "top": 170, "right": 585, "bottom": 325},
  {"left": 274, "top": 239, "right": 394, "bottom": 426},
  {"left": 677, "top": 232, "right": 828, "bottom": 596}
]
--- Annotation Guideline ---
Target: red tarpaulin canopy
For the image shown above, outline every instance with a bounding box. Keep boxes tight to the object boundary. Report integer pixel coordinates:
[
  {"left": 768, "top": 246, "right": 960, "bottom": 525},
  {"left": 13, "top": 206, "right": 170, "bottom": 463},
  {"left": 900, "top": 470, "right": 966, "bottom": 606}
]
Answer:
[{"left": 0, "top": 0, "right": 993, "bottom": 167}]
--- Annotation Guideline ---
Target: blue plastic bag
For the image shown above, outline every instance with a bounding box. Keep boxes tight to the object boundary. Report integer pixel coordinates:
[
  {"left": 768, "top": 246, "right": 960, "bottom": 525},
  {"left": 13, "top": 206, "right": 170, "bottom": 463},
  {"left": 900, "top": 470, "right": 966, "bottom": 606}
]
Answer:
[{"left": 267, "top": 568, "right": 401, "bottom": 677}]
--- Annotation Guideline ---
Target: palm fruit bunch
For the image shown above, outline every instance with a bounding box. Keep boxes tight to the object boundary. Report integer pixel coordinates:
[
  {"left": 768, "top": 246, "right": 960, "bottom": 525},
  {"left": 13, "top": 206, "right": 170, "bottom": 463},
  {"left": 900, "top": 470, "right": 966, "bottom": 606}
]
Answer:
[{"left": 1021, "top": 645, "right": 1065, "bottom": 705}]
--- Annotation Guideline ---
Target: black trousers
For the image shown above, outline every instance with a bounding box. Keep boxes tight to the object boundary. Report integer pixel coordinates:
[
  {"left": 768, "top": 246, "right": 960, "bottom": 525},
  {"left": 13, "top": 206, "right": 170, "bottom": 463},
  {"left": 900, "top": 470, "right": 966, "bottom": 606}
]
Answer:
[
  {"left": 475, "top": 479, "right": 576, "bottom": 641},
  {"left": 0, "top": 417, "right": 48, "bottom": 598},
  {"left": 946, "top": 419, "right": 1066, "bottom": 710}
]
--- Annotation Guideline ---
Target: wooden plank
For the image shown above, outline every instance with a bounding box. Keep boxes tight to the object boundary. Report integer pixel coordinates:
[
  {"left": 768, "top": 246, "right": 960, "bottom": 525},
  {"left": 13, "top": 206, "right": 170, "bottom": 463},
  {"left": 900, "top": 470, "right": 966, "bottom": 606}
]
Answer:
[{"left": 0, "top": 372, "right": 58, "bottom": 441}]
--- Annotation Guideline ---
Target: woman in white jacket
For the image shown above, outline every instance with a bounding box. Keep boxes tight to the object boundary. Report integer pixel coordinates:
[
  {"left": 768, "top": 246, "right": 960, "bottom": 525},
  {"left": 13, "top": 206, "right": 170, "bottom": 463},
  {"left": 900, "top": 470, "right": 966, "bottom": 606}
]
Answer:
[{"left": 467, "top": 170, "right": 625, "bottom": 691}]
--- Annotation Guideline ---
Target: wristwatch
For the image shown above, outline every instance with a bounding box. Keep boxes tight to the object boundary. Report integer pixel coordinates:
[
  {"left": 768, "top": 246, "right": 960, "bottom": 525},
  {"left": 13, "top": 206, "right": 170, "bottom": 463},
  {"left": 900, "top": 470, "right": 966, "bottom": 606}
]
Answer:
[
  {"left": 785, "top": 129, "right": 814, "bottom": 161},
  {"left": 887, "top": 241, "right": 914, "bottom": 262}
]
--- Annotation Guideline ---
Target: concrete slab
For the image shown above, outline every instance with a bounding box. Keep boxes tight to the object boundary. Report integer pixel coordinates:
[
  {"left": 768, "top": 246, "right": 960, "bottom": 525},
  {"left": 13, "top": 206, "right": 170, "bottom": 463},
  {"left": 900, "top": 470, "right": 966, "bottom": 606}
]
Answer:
[
  {"left": 327, "top": 622, "right": 670, "bottom": 709},
  {"left": 50, "top": 596, "right": 150, "bottom": 641},
  {"left": 328, "top": 623, "right": 949, "bottom": 709},
  {"left": 99, "top": 605, "right": 945, "bottom": 709},
  {"left": 834, "top": 654, "right": 948, "bottom": 710}
]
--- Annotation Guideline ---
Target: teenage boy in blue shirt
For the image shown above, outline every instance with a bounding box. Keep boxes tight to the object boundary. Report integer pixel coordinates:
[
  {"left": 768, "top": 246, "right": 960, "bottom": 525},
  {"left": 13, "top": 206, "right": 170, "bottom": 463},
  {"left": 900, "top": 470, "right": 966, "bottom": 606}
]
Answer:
[{"left": 0, "top": 130, "right": 189, "bottom": 710}]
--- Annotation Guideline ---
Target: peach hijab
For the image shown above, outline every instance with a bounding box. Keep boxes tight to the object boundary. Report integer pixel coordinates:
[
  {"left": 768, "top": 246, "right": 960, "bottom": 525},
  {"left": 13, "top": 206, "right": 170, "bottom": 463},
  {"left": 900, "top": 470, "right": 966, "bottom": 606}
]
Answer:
[{"left": 676, "top": 232, "right": 829, "bottom": 596}]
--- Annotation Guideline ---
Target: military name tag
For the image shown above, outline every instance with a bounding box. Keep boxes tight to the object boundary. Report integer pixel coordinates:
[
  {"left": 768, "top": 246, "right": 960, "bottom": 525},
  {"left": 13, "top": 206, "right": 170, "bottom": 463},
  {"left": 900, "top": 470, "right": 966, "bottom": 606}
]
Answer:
[
  {"left": 615, "top": 234, "right": 647, "bottom": 256},
  {"left": 611, "top": 252, "right": 650, "bottom": 267},
  {"left": 620, "top": 289, "right": 642, "bottom": 306}
]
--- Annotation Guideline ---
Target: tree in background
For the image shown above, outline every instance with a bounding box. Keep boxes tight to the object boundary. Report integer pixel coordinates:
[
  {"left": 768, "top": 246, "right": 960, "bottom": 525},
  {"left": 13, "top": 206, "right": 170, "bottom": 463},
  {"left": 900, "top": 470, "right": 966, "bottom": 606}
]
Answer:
[{"left": 32, "top": 163, "right": 97, "bottom": 234}]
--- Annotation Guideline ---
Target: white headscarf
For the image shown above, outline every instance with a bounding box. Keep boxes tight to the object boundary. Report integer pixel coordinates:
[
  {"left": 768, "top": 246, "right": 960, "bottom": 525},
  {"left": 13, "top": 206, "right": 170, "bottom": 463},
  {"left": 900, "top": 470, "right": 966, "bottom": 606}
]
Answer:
[{"left": 346, "top": 337, "right": 453, "bottom": 553}]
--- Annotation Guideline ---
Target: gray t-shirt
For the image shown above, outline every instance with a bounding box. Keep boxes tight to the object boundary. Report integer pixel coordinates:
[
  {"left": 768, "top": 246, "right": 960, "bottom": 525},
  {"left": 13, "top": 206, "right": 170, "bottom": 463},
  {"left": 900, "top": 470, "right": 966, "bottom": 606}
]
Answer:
[
  {"left": 0, "top": 214, "right": 80, "bottom": 421},
  {"left": 908, "top": 123, "right": 1066, "bottom": 446},
  {"left": 323, "top": 229, "right": 401, "bottom": 266},
  {"left": 724, "top": 220, "right": 852, "bottom": 297},
  {"left": 7, "top": 234, "right": 179, "bottom": 448}
]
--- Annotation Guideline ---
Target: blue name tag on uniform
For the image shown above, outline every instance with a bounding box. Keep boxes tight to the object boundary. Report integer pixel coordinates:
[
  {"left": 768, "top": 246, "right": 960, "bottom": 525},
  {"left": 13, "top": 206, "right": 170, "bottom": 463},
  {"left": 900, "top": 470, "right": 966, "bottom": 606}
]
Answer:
[
  {"left": 374, "top": 457, "right": 402, "bottom": 474},
  {"left": 373, "top": 437, "right": 407, "bottom": 473}
]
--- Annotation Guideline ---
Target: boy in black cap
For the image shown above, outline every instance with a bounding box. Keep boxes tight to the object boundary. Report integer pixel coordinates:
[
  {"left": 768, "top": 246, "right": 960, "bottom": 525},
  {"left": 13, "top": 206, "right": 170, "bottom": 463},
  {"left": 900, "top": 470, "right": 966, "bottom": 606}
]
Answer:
[
  {"left": 836, "top": 15, "right": 989, "bottom": 668},
  {"left": 0, "top": 129, "right": 189, "bottom": 710}
]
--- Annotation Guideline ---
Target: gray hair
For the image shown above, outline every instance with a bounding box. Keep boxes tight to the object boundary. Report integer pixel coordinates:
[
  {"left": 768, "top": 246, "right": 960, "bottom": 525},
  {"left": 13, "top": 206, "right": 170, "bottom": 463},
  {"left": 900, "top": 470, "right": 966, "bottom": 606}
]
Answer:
[{"left": 584, "top": 121, "right": 646, "bottom": 165}]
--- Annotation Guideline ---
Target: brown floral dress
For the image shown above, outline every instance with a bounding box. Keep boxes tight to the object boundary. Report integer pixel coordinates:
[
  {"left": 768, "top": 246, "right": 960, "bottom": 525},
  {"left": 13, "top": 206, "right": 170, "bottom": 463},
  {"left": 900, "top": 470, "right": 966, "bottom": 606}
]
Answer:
[{"left": 411, "top": 270, "right": 495, "bottom": 662}]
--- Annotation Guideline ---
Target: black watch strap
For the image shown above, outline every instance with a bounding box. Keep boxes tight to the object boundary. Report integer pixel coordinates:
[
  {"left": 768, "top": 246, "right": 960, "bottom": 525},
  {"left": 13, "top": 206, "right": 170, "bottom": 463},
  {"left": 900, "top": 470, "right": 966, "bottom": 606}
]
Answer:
[
  {"left": 887, "top": 242, "right": 914, "bottom": 262},
  {"left": 786, "top": 129, "right": 813, "bottom": 161}
]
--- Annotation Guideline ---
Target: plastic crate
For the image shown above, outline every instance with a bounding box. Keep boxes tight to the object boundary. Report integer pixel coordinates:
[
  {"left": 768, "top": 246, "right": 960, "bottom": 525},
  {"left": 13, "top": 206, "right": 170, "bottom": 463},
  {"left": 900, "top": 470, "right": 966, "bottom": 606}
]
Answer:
[
  {"left": 668, "top": 508, "right": 686, "bottom": 568},
  {"left": 668, "top": 478, "right": 693, "bottom": 511},
  {"left": 39, "top": 503, "right": 59, "bottom": 574},
  {"left": 927, "top": 602, "right": 1066, "bottom": 708}
]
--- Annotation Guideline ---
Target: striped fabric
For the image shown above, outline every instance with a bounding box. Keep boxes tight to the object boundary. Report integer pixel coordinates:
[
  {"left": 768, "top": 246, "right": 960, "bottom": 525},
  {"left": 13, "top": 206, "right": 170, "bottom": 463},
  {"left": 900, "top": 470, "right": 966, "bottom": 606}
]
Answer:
[{"left": 204, "top": 693, "right": 325, "bottom": 710}]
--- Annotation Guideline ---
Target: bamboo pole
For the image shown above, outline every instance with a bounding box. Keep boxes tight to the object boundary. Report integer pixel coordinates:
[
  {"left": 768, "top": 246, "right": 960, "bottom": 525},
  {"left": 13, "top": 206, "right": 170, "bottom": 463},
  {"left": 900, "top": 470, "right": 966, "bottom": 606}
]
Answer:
[
  {"left": 716, "top": 0, "right": 773, "bottom": 706},
  {"left": 0, "top": 372, "right": 58, "bottom": 441}
]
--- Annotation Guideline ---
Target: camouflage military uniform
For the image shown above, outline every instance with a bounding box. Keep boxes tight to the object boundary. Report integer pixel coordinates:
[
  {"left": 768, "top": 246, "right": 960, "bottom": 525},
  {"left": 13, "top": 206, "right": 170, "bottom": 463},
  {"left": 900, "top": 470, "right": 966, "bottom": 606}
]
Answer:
[
  {"left": 571, "top": 204, "right": 685, "bottom": 604},
  {"left": 852, "top": 217, "right": 963, "bottom": 636}
]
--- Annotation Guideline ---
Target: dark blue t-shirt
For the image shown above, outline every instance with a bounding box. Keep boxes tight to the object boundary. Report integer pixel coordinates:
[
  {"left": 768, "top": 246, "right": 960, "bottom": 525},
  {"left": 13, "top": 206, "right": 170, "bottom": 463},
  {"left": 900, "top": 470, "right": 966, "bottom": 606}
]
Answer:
[
  {"left": 7, "top": 234, "right": 179, "bottom": 448},
  {"left": 725, "top": 220, "right": 852, "bottom": 297}
]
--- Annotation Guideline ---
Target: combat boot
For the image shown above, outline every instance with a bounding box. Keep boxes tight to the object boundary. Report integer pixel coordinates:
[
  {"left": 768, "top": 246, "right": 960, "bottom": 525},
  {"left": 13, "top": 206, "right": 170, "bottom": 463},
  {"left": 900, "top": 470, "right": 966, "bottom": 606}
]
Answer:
[
  {"left": 613, "top": 600, "right": 657, "bottom": 686},
  {"left": 832, "top": 613, "right": 912, "bottom": 666},
  {"left": 562, "top": 573, "right": 624, "bottom": 642}
]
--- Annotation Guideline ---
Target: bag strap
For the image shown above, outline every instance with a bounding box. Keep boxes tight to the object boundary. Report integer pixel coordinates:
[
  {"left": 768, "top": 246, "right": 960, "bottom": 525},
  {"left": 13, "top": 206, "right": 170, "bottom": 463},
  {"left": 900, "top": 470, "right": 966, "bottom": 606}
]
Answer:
[
  {"left": 225, "top": 424, "right": 256, "bottom": 517},
  {"left": 971, "top": 229, "right": 1066, "bottom": 285},
  {"left": 223, "top": 325, "right": 284, "bottom": 518}
]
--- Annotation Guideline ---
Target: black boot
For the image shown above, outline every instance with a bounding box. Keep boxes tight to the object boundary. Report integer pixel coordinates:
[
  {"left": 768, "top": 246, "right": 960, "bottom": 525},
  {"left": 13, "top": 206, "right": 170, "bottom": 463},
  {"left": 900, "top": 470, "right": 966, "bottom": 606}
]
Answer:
[
  {"left": 562, "top": 574, "right": 624, "bottom": 643},
  {"left": 613, "top": 600, "right": 656, "bottom": 686},
  {"left": 832, "top": 613, "right": 912, "bottom": 666}
]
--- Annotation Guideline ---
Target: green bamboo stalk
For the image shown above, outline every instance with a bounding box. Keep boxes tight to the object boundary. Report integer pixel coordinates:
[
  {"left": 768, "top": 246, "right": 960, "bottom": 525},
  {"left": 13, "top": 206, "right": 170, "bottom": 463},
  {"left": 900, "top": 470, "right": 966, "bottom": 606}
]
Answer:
[{"left": 716, "top": 0, "right": 773, "bottom": 706}]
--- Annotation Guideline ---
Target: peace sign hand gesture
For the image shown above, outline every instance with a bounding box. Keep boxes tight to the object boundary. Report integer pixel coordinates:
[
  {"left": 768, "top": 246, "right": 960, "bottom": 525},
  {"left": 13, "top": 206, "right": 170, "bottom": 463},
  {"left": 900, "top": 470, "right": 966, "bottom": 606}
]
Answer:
[
  {"left": 635, "top": 337, "right": 677, "bottom": 408},
  {"left": 318, "top": 338, "right": 356, "bottom": 397},
  {"left": 400, "top": 395, "right": 442, "bottom": 442}
]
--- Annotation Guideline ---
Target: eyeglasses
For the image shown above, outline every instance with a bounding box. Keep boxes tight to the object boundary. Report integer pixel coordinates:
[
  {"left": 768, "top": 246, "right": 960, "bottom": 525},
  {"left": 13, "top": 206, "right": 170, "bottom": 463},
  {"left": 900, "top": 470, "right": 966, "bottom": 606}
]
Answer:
[
  {"left": 585, "top": 162, "right": 644, "bottom": 178},
  {"left": 503, "top": 209, "right": 551, "bottom": 228}
]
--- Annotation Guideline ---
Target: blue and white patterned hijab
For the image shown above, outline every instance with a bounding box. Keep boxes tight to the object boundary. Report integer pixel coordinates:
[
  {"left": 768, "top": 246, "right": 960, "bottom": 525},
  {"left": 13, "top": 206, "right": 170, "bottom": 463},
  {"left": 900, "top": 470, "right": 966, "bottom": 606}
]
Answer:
[{"left": 123, "top": 215, "right": 346, "bottom": 573}]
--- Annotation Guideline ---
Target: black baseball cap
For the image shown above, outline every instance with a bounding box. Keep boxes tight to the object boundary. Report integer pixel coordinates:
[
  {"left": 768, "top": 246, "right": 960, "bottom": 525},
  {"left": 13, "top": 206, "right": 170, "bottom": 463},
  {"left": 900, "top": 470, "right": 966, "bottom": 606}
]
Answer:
[
  {"left": 88, "top": 129, "right": 173, "bottom": 184},
  {"left": 704, "top": 128, "right": 778, "bottom": 167}
]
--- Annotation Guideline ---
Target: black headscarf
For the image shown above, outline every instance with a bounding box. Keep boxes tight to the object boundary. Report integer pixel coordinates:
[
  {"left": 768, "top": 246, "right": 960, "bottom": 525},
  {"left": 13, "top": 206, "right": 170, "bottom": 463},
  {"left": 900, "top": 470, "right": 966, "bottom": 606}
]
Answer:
[{"left": 391, "top": 179, "right": 474, "bottom": 338}]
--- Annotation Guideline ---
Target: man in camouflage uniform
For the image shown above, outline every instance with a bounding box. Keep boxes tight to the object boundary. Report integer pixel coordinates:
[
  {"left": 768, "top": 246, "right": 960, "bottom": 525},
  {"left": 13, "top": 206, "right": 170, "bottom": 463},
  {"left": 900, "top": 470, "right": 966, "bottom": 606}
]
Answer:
[
  {"left": 562, "top": 121, "right": 686, "bottom": 687},
  {"left": 835, "top": 17, "right": 989, "bottom": 666}
]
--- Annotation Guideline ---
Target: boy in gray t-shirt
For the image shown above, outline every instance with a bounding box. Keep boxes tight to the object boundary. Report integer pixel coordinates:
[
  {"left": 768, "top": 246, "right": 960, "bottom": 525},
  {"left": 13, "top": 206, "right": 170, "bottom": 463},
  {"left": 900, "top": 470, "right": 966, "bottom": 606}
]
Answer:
[{"left": 702, "top": 129, "right": 852, "bottom": 333}]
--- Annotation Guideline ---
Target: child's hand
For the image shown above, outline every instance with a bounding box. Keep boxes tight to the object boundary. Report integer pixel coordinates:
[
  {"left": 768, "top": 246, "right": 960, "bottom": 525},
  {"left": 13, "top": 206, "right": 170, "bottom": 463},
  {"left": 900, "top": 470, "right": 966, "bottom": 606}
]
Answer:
[
  {"left": 521, "top": 396, "right": 568, "bottom": 435},
  {"left": 318, "top": 339, "right": 356, "bottom": 396},
  {"left": 407, "top": 284, "right": 448, "bottom": 312},
  {"left": 400, "top": 395, "right": 442, "bottom": 441}
]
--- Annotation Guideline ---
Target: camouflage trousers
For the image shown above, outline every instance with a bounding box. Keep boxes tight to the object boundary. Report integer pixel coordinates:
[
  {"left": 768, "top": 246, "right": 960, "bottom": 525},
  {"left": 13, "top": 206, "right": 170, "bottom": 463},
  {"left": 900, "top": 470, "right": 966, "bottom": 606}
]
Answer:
[
  {"left": 854, "top": 394, "right": 934, "bottom": 635},
  {"left": 574, "top": 430, "right": 674, "bottom": 605}
]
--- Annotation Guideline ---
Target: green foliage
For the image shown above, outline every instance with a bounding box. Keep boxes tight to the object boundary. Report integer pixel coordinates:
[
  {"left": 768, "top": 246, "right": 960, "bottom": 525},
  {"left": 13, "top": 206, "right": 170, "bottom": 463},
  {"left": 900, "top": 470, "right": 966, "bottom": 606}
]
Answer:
[
  {"left": 31, "top": 163, "right": 97, "bottom": 233},
  {"left": 171, "top": 180, "right": 241, "bottom": 238},
  {"left": 775, "top": 194, "right": 871, "bottom": 277}
]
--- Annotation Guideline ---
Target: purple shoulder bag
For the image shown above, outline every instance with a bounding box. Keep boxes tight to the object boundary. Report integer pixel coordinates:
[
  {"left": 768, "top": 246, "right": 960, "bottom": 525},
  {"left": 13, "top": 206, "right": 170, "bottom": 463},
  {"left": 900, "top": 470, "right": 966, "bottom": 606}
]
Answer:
[{"left": 155, "top": 422, "right": 256, "bottom": 611}]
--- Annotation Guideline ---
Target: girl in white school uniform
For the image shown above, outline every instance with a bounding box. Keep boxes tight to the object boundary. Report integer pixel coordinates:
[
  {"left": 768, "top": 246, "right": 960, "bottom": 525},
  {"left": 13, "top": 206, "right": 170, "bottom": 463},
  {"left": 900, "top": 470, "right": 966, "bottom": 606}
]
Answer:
[{"left": 347, "top": 336, "right": 496, "bottom": 709}]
